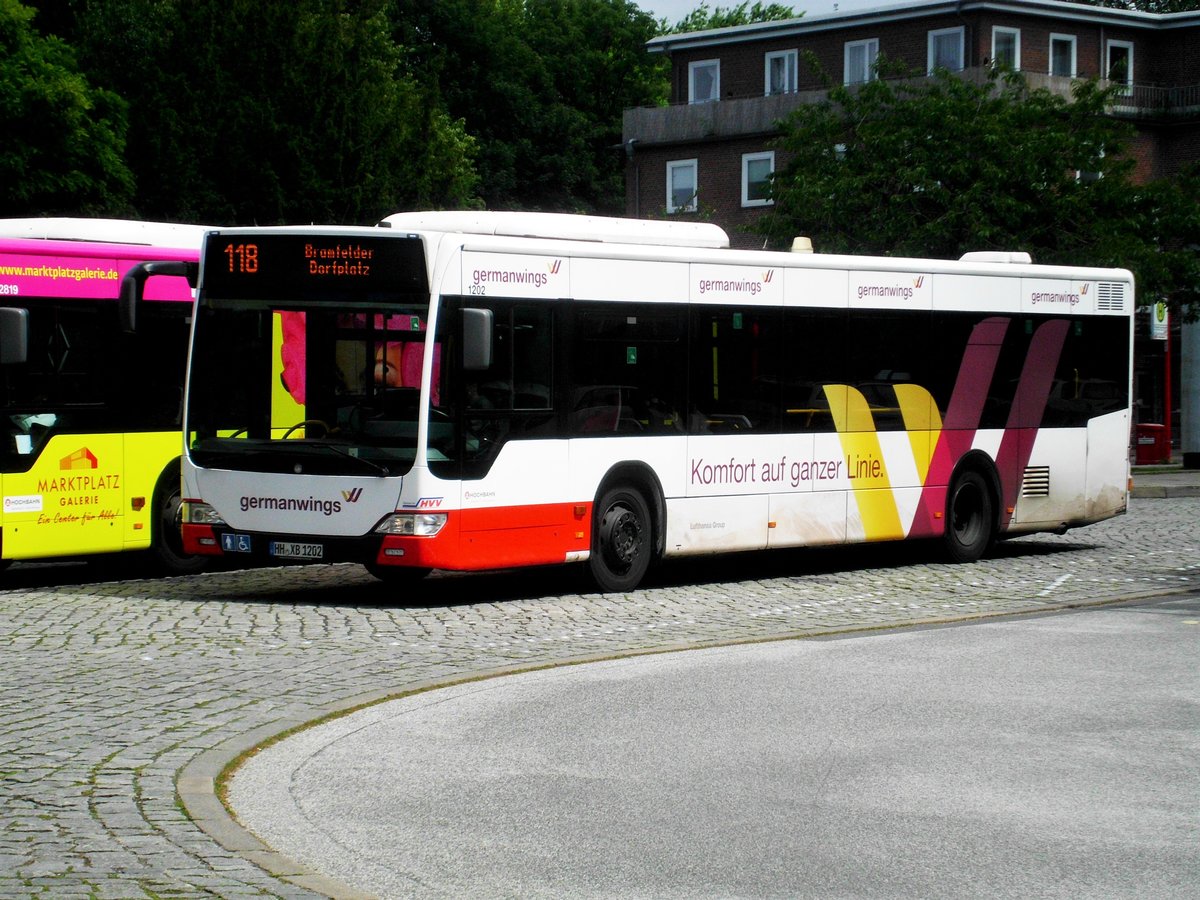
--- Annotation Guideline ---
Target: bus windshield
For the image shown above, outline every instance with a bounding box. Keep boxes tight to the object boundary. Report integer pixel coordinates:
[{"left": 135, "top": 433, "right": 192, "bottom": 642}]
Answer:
[
  {"left": 186, "top": 231, "right": 435, "bottom": 477},
  {"left": 186, "top": 299, "right": 438, "bottom": 477}
]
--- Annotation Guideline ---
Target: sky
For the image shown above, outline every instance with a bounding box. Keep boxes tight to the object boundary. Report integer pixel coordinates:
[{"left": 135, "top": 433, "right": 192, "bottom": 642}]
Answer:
[{"left": 641, "top": 0, "right": 910, "bottom": 27}]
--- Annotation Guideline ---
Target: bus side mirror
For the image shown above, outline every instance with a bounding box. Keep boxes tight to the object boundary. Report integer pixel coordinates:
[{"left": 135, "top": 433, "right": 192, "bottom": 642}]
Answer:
[
  {"left": 462, "top": 308, "right": 493, "bottom": 371},
  {"left": 119, "top": 260, "right": 198, "bottom": 333},
  {"left": 0, "top": 307, "right": 28, "bottom": 364}
]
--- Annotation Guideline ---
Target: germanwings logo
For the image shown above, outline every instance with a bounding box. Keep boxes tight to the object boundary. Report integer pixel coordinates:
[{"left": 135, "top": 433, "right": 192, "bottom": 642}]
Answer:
[
  {"left": 855, "top": 275, "right": 928, "bottom": 301},
  {"left": 471, "top": 260, "right": 560, "bottom": 289},
  {"left": 763, "top": 269, "right": 775, "bottom": 283},
  {"left": 341, "top": 487, "right": 363, "bottom": 503}
]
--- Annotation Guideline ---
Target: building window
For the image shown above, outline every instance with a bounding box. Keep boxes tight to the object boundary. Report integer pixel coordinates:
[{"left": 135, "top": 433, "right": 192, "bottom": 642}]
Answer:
[
  {"left": 689, "top": 59, "right": 720, "bottom": 104},
  {"left": 844, "top": 39, "right": 879, "bottom": 85},
  {"left": 765, "top": 50, "right": 798, "bottom": 95},
  {"left": 667, "top": 159, "right": 698, "bottom": 213},
  {"left": 1107, "top": 40, "right": 1134, "bottom": 90},
  {"left": 991, "top": 27, "right": 1020, "bottom": 71},
  {"left": 742, "top": 152, "right": 775, "bottom": 207},
  {"left": 1050, "top": 34, "right": 1076, "bottom": 78},
  {"left": 928, "top": 26, "right": 965, "bottom": 73}
]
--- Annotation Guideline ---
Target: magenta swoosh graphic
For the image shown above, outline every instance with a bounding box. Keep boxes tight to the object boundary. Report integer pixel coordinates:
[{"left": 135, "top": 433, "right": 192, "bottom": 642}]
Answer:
[
  {"left": 909, "top": 317, "right": 1010, "bottom": 538},
  {"left": 994, "top": 319, "right": 1069, "bottom": 523}
]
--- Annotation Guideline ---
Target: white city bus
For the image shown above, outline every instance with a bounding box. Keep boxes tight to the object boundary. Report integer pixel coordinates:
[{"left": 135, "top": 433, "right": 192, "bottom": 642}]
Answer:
[{"left": 164, "top": 212, "right": 1133, "bottom": 591}]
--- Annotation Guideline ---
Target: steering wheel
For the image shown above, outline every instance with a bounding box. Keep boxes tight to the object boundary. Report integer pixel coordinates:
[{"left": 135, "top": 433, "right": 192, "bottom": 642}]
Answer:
[{"left": 281, "top": 419, "right": 331, "bottom": 439}]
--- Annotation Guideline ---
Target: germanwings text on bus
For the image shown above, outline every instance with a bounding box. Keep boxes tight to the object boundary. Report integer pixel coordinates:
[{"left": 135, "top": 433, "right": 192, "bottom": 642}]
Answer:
[
  {"left": 472, "top": 260, "right": 561, "bottom": 289},
  {"left": 239, "top": 495, "right": 342, "bottom": 516}
]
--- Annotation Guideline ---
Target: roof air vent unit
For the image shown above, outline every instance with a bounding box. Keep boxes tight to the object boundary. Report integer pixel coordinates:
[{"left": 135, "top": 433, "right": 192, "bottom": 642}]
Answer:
[
  {"left": 1096, "top": 282, "right": 1127, "bottom": 311},
  {"left": 959, "top": 251, "right": 1032, "bottom": 264}
]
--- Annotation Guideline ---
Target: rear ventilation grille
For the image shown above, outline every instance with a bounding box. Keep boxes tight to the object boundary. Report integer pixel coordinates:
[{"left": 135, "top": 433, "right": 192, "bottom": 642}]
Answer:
[
  {"left": 1097, "top": 282, "right": 1127, "bottom": 312},
  {"left": 1021, "top": 466, "right": 1051, "bottom": 498}
]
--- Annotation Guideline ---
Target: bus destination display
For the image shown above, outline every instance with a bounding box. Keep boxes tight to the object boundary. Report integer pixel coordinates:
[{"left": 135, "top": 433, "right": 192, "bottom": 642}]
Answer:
[{"left": 202, "top": 232, "right": 428, "bottom": 302}]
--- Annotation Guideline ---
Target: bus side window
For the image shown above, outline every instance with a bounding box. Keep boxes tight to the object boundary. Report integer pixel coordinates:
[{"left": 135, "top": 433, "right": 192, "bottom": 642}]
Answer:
[{"left": 570, "top": 305, "right": 685, "bottom": 437}]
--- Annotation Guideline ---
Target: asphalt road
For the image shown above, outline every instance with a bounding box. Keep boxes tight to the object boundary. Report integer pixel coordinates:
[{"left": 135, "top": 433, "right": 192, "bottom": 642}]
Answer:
[{"left": 229, "top": 595, "right": 1200, "bottom": 900}]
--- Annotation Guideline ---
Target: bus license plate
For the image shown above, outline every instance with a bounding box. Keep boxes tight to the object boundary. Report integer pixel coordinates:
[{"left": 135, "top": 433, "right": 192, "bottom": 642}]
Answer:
[{"left": 269, "top": 541, "right": 323, "bottom": 560}]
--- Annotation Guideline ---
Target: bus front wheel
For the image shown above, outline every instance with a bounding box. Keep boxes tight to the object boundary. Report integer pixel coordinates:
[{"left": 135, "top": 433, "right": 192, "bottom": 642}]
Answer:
[
  {"left": 944, "top": 470, "right": 995, "bottom": 563},
  {"left": 589, "top": 485, "right": 652, "bottom": 593},
  {"left": 151, "top": 465, "right": 207, "bottom": 575},
  {"left": 365, "top": 561, "right": 431, "bottom": 584}
]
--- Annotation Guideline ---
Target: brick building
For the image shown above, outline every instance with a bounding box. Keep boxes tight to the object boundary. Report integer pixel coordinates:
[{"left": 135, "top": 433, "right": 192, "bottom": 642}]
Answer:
[{"left": 622, "top": 0, "right": 1200, "bottom": 250}]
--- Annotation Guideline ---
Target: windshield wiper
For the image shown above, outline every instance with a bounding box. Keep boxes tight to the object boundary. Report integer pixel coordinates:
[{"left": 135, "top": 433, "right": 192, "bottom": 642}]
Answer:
[{"left": 304, "top": 441, "right": 393, "bottom": 475}]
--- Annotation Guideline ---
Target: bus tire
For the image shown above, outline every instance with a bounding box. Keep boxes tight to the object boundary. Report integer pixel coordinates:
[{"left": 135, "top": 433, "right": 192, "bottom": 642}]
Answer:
[
  {"left": 589, "top": 485, "right": 652, "bottom": 592},
  {"left": 150, "top": 464, "right": 207, "bottom": 575},
  {"left": 943, "top": 469, "right": 995, "bottom": 563},
  {"left": 365, "top": 561, "right": 431, "bottom": 584}
]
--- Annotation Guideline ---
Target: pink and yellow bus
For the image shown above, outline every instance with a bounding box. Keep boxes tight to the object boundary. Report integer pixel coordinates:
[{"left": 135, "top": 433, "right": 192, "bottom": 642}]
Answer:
[
  {"left": 167, "top": 212, "right": 1133, "bottom": 592},
  {"left": 0, "top": 219, "right": 209, "bottom": 573}
]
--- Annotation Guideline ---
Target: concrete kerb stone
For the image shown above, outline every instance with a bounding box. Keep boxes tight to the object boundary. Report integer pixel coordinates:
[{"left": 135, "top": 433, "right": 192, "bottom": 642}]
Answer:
[
  {"left": 185, "top": 580, "right": 1200, "bottom": 900},
  {"left": 1131, "top": 484, "right": 1200, "bottom": 499}
]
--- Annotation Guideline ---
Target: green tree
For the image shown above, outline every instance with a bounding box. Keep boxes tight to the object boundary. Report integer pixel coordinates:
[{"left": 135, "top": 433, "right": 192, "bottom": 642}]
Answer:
[
  {"left": 1070, "top": 0, "right": 1200, "bottom": 12},
  {"left": 756, "top": 67, "right": 1200, "bottom": 317},
  {"left": 52, "top": 0, "right": 478, "bottom": 224},
  {"left": 0, "top": 0, "right": 132, "bottom": 215},
  {"left": 394, "top": 0, "right": 664, "bottom": 213},
  {"left": 662, "top": 2, "right": 797, "bottom": 33}
]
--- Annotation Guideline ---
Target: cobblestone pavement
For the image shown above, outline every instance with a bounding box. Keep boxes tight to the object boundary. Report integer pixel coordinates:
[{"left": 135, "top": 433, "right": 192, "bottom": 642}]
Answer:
[{"left": 2, "top": 498, "right": 1198, "bottom": 898}]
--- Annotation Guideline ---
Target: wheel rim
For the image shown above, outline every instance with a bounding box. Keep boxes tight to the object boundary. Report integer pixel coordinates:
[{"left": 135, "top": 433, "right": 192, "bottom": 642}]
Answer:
[
  {"left": 952, "top": 482, "right": 983, "bottom": 545},
  {"left": 159, "top": 488, "right": 187, "bottom": 560},
  {"left": 601, "top": 503, "right": 642, "bottom": 573}
]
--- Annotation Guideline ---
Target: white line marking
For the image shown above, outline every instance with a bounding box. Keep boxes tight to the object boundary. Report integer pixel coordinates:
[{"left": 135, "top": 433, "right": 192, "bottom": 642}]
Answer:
[{"left": 1039, "top": 573, "right": 1074, "bottom": 597}]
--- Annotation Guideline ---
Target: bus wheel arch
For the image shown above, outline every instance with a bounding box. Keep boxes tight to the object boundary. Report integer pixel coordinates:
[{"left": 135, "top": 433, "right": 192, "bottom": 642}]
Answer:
[
  {"left": 943, "top": 454, "right": 1001, "bottom": 564},
  {"left": 588, "top": 464, "right": 664, "bottom": 593},
  {"left": 150, "top": 460, "right": 207, "bottom": 575}
]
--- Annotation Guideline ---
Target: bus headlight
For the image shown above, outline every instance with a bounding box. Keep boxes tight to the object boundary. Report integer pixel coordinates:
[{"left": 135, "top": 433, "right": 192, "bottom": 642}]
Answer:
[
  {"left": 183, "top": 501, "right": 226, "bottom": 526},
  {"left": 374, "top": 513, "right": 447, "bottom": 537}
]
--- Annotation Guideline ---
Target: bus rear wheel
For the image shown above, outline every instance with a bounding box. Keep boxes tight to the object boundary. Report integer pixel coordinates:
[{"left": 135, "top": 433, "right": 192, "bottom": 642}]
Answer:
[
  {"left": 589, "top": 485, "right": 652, "bottom": 593},
  {"left": 944, "top": 469, "right": 995, "bottom": 563}
]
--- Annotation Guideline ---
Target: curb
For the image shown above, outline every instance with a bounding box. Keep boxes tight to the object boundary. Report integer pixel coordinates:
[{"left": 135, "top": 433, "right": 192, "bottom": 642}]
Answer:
[{"left": 1130, "top": 485, "right": 1200, "bottom": 499}]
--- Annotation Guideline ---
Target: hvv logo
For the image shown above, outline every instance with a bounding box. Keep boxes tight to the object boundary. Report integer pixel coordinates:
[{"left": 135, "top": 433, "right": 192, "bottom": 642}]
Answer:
[{"left": 403, "top": 497, "right": 444, "bottom": 509}]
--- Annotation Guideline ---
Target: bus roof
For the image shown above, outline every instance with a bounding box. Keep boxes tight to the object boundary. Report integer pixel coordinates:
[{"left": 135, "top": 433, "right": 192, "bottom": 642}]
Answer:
[
  {"left": 0, "top": 218, "right": 211, "bottom": 248},
  {"left": 379, "top": 211, "right": 730, "bottom": 250}
]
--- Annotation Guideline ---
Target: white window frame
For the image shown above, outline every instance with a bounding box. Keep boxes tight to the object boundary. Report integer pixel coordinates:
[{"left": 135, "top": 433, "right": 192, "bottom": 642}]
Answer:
[
  {"left": 688, "top": 59, "right": 720, "bottom": 104},
  {"left": 667, "top": 159, "right": 698, "bottom": 213},
  {"left": 1106, "top": 40, "right": 1134, "bottom": 89},
  {"left": 1049, "top": 34, "right": 1077, "bottom": 78},
  {"left": 741, "top": 151, "right": 775, "bottom": 207},
  {"left": 764, "top": 49, "right": 798, "bottom": 96},
  {"left": 927, "top": 26, "right": 965, "bottom": 74},
  {"left": 991, "top": 26, "right": 1021, "bottom": 71},
  {"left": 844, "top": 38, "right": 879, "bottom": 86}
]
